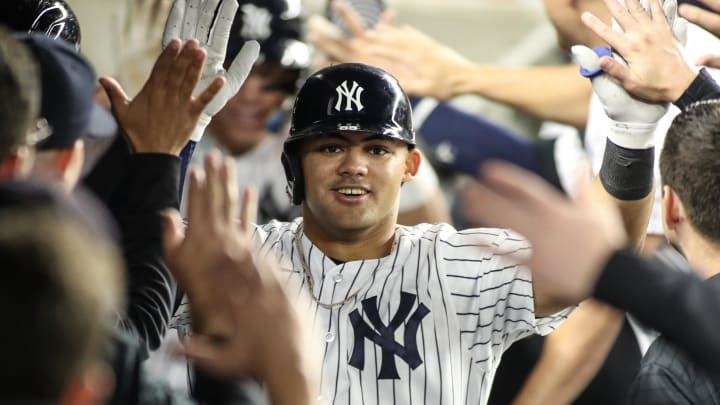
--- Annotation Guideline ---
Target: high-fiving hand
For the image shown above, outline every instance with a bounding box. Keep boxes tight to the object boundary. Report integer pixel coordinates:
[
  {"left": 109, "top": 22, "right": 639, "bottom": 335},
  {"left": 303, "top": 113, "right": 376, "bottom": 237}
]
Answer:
[{"left": 162, "top": 0, "right": 259, "bottom": 141}]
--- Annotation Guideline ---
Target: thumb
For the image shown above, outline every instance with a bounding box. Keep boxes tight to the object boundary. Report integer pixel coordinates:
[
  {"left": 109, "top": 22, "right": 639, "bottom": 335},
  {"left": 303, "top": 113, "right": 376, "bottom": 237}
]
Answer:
[
  {"left": 571, "top": 45, "right": 601, "bottom": 75},
  {"left": 227, "top": 41, "right": 260, "bottom": 88},
  {"left": 98, "top": 77, "right": 130, "bottom": 118}
]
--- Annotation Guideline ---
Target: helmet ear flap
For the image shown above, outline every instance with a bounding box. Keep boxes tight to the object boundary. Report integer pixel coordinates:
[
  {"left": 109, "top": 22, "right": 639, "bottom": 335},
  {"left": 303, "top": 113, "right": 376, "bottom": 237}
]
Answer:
[{"left": 281, "top": 149, "right": 304, "bottom": 205}]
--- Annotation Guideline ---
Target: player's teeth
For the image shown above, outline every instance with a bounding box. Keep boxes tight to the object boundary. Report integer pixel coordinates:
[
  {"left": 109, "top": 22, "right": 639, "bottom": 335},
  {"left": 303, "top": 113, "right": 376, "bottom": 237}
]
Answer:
[{"left": 338, "top": 188, "right": 366, "bottom": 195}]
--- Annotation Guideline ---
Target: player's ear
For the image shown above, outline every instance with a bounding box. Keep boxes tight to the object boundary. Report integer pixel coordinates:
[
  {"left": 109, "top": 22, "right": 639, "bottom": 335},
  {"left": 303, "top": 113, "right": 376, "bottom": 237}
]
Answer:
[
  {"left": 402, "top": 148, "right": 421, "bottom": 182},
  {"left": 662, "top": 185, "right": 684, "bottom": 233}
]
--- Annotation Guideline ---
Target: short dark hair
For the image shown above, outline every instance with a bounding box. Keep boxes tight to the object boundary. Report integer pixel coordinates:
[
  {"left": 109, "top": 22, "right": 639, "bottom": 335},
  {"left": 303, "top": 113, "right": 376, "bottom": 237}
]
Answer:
[
  {"left": 660, "top": 100, "right": 720, "bottom": 243},
  {"left": 0, "top": 29, "right": 40, "bottom": 159},
  {"left": 0, "top": 209, "right": 123, "bottom": 401}
]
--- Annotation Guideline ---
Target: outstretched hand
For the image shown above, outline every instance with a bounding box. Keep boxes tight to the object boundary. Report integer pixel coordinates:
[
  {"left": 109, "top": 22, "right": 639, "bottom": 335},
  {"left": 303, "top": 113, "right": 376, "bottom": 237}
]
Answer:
[
  {"left": 679, "top": 0, "right": 720, "bottom": 67},
  {"left": 162, "top": 150, "right": 317, "bottom": 389},
  {"left": 307, "top": 0, "right": 473, "bottom": 100},
  {"left": 162, "top": 0, "right": 259, "bottom": 141},
  {"left": 99, "top": 39, "right": 224, "bottom": 155},
  {"left": 576, "top": 0, "right": 695, "bottom": 103},
  {"left": 460, "top": 161, "right": 627, "bottom": 305},
  {"left": 162, "top": 150, "right": 257, "bottom": 335}
]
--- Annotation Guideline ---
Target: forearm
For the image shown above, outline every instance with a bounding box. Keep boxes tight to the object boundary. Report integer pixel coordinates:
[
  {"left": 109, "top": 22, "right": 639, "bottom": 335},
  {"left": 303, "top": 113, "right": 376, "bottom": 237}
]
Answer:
[
  {"left": 448, "top": 64, "right": 591, "bottom": 128},
  {"left": 599, "top": 184, "right": 654, "bottom": 250},
  {"left": 595, "top": 250, "right": 720, "bottom": 372},
  {"left": 117, "top": 153, "right": 181, "bottom": 355},
  {"left": 513, "top": 300, "right": 624, "bottom": 405},
  {"left": 673, "top": 68, "right": 720, "bottom": 110},
  {"left": 264, "top": 357, "right": 316, "bottom": 405}
]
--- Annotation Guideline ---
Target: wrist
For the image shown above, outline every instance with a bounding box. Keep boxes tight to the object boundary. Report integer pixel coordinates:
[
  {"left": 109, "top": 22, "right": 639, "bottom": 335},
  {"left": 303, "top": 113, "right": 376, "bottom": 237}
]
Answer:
[
  {"left": 606, "top": 120, "right": 657, "bottom": 149},
  {"left": 665, "top": 65, "right": 698, "bottom": 102},
  {"left": 445, "top": 61, "right": 483, "bottom": 100},
  {"left": 263, "top": 349, "right": 316, "bottom": 405},
  {"left": 191, "top": 114, "right": 212, "bottom": 142},
  {"left": 599, "top": 138, "right": 655, "bottom": 201}
]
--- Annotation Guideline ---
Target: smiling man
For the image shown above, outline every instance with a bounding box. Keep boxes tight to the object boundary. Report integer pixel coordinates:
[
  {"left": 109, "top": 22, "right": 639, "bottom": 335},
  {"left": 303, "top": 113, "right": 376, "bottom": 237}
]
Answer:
[{"left": 216, "top": 62, "right": 569, "bottom": 405}]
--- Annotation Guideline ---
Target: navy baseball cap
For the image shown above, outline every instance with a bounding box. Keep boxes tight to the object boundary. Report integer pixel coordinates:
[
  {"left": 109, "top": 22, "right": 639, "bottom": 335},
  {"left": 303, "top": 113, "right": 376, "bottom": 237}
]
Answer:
[{"left": 16, "top": 33, "right": 116, "bottom": 150}]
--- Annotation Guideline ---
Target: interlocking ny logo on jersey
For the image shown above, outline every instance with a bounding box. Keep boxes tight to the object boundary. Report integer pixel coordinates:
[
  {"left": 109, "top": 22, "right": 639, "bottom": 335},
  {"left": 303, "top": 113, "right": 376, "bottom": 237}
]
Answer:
[
  {"left": 240, "top": 4, "right": 272, "bottom": 40},
  {"left": 349, "top": 292, "right": 430, "bottom": 379},
  {"left": 334, "top": 80, "right": 364, "bottom": 111}
]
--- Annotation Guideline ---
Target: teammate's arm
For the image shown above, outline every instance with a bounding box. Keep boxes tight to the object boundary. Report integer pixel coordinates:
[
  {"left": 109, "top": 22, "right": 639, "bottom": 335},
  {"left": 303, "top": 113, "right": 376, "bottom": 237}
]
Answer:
[{"left": 309, "top": 18, "right": 593, "bottom": 128}]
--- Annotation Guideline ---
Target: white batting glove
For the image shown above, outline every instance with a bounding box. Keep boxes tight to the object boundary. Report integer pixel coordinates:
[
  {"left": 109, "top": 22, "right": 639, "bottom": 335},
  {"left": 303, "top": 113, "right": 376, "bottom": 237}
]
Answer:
[
  {"left": 572, "top": 45, "right": 666, "bottom": 149},
  {"left": 163, "top": 0, "right": 260, "bottom": 142}
]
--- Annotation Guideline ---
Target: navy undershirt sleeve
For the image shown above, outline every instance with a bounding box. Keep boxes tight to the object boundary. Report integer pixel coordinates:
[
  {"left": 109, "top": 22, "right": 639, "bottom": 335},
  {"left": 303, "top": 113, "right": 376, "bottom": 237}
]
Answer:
[{"left": 412, "top": 98, "right": 541, "bottom": 177}]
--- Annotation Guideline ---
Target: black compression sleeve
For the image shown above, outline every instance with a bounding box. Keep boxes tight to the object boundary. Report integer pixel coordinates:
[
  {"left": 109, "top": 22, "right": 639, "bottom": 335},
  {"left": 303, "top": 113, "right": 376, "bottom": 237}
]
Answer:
[{"left": 594, "top": 250, "right": 720, "bottom": 372}]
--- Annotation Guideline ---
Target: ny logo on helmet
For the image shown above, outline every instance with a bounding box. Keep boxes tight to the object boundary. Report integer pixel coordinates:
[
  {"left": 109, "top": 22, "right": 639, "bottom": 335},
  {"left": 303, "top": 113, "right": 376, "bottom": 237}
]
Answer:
[
  {"left": 241, "top": 4, "right": 272, "bottom": 40},
  {"left": 335, "top": 81, "right": 364, "bottom": 112}
]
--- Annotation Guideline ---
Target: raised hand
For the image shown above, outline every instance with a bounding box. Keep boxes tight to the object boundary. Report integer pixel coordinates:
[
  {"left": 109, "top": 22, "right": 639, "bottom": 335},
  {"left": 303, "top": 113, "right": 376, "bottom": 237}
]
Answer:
[
  {"left": 461, "top": 161, "right": 627, "bottom": 305},
  {"left": 162, "top": 0, "right": 259, "bottom": 141},
  {"left": 99, "top": 39, "right": 223, "bottom": 155},
  {"left": 162, "top": 150, "right": 257, "bottom": 334},
  {"left": 575, "top": 0, "right": 694, "bottom": 104},
  {"left": 679, "top": 0, "right": 720, "bottom": 67}
]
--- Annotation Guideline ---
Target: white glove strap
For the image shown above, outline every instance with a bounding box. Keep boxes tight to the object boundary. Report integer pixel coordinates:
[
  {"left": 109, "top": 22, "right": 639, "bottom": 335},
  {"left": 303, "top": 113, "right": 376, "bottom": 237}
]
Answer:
[
  {"left": 191, "top": 114, "right": 212, "bottom": 142},
  {"left": 607, "top": 120, "right": 657, "bottom": 150}
]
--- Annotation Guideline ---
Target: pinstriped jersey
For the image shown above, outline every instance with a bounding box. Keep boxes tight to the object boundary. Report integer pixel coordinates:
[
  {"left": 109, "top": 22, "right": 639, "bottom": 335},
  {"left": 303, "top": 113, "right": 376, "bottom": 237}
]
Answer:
[{"left": 254, "top": 218, "right": 569, "bottom": 405}]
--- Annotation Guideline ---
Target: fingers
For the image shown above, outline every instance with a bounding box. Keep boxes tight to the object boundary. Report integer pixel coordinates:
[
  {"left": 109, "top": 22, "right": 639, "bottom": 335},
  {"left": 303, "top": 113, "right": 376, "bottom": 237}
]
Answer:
[
  {"left": 603, "top": 0, "right": 638, "bottom": 30},
  {"left": 240, "top": 185, "right": 258, "bottom": 234},
  {"left": 147, "top": 38, "right": 182, "bottom": 92},
  {"left": 308, "top": 31, "right": 353, "bottom": 62},
  {"left": 696, "top": 53, "right": 720, "bottom": 68},
  {"left": 480, "top": 161, "right": 565, "bottom": 209},
  {"left": 176, "top": 41, "right": 208, "bottom": 100},
  {"left": 98, "top": 77, "right": 130, "bottom": 118},
  {"left": 183, "top": 336, "right": 239, "bottom": 378},
  {"left": 376, "top": 10, "right": 396, "bottom": 29},
  {"left": 598, "top": 55, "right": 632, "bottom": 83},
  {"left": 679, "top": 3, "right": 720, "bottom": 34},
  {"left": 181, "top": 0, "right": 202, "bottom": 39},
  {"left": 460, "top": 179, "right": 535, "bottom": 239},
  {"left": 581, "top": 11, "right": 627, "bottom": 54},
  {"left": 226, "top": 40, "right": 260, "bottom": 87},
  {"left": 204, "top": 150, "right": 225, "bottom": 225},
  {"left": 196, "top": 0, "right": 220, "bottom": 44},
  {"left": 220, "top": 156, "right": 240, "bottom": 226},
  {"left": 331, "top": 0, "right": 367, "bottom": 37},
  {"left": 186, "top": 166, "right": 207, "bottom": 227},
  {"left": 194, "top": 76, "right": 225, "bottom": 113},
  {"left": 208, "top": 0, "right": 239, "bottom": 55},
  {"left": 659, "top": 0, "right": 676, "bottom": 27},
  {"left": 162, "top": 0, "right": 186, "bottom": 47}
]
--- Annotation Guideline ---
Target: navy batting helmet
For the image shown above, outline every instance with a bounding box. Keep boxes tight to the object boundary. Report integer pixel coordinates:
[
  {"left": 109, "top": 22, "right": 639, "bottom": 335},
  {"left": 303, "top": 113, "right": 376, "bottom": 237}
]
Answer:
[
  {"left": 0, "top": 0, "right": 81, "bottom": 48},
  {"left": 282, "top": 63, "right": 415, "bottom": 205},
  {"left": 225, "top": 0, "right": 311, "bottom": 71}
]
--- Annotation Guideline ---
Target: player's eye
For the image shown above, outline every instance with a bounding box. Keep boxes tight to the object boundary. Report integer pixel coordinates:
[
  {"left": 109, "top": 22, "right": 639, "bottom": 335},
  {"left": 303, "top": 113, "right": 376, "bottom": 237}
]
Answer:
[
  {"left": 368, "top": 145, "right": 390, "bottom": 156},
  {"left": 320, "top": 144, "right": 342, "bottom": 153}
]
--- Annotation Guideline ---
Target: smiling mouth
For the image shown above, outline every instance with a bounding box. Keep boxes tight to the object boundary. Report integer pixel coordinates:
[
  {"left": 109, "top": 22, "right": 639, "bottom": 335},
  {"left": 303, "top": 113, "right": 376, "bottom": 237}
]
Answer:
[{"left": 336, "top": 187, "right": 369, "bottom": 196}]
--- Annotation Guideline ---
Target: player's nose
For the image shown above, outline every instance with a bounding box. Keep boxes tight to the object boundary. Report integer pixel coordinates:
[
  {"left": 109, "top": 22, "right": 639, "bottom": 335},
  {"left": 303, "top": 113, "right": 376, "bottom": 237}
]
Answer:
[{"left": 337, "top": 147, "right": 369, "bottom": 177}]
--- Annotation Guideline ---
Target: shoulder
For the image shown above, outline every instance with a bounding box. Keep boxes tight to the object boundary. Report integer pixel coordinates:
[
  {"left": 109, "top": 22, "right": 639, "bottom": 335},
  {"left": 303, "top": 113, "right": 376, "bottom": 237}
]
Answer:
[
  {"left": 629, "top": 337, "right": 720, "bottom": 404},
  {"left": 254, "top": 219, "right": 300, "bottom": 244}
]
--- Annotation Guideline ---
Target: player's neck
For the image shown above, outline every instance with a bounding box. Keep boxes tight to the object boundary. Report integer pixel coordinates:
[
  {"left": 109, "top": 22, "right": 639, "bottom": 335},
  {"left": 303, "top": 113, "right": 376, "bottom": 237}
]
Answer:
[
  {"left": 679, "top": 231, "right": 720, "bottom": 280},
  {"left": 301, "top": 218, "right": 397, "bottom": 262}
]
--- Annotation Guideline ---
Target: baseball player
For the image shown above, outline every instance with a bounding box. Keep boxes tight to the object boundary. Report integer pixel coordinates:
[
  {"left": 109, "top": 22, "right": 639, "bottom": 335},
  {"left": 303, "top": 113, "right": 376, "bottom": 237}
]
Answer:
[{"left": 173, "top": 62, "right": 571, "bottom": 405}]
